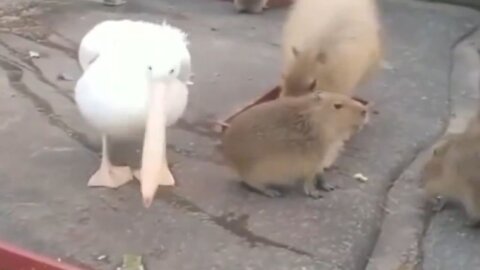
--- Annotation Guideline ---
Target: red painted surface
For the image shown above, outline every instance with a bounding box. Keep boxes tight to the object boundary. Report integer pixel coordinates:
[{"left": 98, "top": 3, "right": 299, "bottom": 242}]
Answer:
[
  {"left": 0, "top": 240, "right": 86, "bottom": 270},
  {"left": 216, "top": 85, "right": 281, "bottom": 133}
]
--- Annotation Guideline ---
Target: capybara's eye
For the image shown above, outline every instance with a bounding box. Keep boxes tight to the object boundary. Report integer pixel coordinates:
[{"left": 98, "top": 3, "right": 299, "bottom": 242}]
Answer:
[{"left": 334, "top": 103, "right": 343, "bottom": 110}]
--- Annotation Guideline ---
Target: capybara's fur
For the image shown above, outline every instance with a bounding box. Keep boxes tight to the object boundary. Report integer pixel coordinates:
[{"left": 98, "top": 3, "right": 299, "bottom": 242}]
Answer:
[
  {"left": 222, "top": 91, "right": 369, "bottom": 198},
  {"left": 281, "top": 0, "right": 383, "bottom": 97}
]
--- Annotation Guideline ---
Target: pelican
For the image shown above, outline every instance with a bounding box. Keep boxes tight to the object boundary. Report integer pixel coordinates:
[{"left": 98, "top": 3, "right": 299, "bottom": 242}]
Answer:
[
  {"left": 78, "top": 19, "right": 193, "bottom": 85},
  {"left": 75, "top": 20, "right": 191, "bottom": 208}
]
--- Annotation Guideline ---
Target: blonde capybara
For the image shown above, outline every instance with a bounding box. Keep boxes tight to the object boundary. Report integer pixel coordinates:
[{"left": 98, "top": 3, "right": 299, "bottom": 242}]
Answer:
[{"left": 281, "top": 0, "right": 383, "bottom": 97}]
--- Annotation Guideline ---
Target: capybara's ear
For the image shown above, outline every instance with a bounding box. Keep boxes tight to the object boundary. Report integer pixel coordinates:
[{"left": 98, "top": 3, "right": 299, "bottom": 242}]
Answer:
[{"left": 333, "top": 103, "right": 343, "bottom": 110}]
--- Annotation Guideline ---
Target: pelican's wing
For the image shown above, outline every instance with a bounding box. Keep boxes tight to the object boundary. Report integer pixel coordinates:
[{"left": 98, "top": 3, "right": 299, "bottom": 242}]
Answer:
[{"left": 74, "top": 46, "right": 152, "bottom": 136}]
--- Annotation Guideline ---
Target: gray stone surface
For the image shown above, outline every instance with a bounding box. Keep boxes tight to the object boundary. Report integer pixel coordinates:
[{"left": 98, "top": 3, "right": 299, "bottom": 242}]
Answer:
[
  {"left": 366, "top": 2, "right": 480, "bottom": 270},
  {"left": 422, "top": 0, "right": 480, "bottom": 11},
  {"left": 423, "top": 211, "right": 480, "bottom": 270},
  {"left": 365, "top": 150, "right": 427, "bottom": 270},
  {"left": 0, "top": 0, "right": 478, "bottom": 269}
]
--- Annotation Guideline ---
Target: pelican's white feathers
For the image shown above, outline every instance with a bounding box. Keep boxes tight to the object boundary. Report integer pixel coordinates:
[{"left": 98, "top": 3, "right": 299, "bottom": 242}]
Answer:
[
  {"left": 78, "top": 19, "right": 192, "bottom": 84},
  {"left": 75, "top": 20, "right": 190, "bottom": 138}
]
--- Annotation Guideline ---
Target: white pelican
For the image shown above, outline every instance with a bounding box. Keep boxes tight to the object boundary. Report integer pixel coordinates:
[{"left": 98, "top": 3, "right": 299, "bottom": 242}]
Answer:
[
  {"left": 75, "top": 20, "right": 191, "bottom": 208},
  {"left": 78, "top": 19, "right": 193, "bottom": 85}
]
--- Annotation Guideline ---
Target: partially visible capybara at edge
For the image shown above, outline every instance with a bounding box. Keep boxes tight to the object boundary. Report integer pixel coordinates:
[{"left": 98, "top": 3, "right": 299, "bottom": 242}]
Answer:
[{"left": 422, "top": 112, "right": 480, "bottom": 227}]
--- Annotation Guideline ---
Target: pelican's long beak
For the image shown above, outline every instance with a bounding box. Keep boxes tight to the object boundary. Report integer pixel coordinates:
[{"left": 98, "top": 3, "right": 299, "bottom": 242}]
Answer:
[{"left": 140, "top": 79, "right": 175, "bottom": 208}]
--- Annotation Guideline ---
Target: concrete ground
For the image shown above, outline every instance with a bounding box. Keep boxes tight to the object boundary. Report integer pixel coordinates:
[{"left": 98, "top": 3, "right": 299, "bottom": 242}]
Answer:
[{"left": 0, "top": 0, "right": 480, "bottom": 269}]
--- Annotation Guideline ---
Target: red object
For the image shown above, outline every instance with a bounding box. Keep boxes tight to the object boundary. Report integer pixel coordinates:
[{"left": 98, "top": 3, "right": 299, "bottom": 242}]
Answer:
[
  {"left": 0, "top": 240, "right": 86, "bottom": 270},
  {"left": 215, "top": 85, "right": 370, "bottom": 133},
  {"left": 215, "top": 85, "right": 281, "bottom": 133}
]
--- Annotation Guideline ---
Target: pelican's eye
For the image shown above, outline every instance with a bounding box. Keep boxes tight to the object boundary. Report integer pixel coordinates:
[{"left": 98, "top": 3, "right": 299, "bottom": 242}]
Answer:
[
  {"left": 148, "top": 66, "right": 152, "bottom": 71},
  {"left": 169, "top": 68, "right": 175, "bottom": 75}
]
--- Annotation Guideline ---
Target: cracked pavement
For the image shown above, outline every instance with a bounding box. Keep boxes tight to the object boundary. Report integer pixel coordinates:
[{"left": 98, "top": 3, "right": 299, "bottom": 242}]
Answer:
[{"left": 0, "top": 0, "right": 480, "bottom": 269}]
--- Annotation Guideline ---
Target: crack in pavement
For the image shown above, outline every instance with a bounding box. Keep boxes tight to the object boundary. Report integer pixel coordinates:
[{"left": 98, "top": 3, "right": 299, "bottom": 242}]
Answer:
[
  {"left": 364, "top": 138, "right": 442, "bottom": 270},
  {"left": 416, "top": 23, "right": 480, "bottom": 270},
  {"left": 0, "top": 58, "right": 95, "bottom": 151},
  {"left": 36, "top": 32, "right": 78, "bottom": 60},
  {"left": 0, "top": 56, "right": 314, "bottom": 260},
  {"left": 166, "top": 192, "right": 314, "bottom": 258},
  {"left": 364, "top": 21, "right": 480, "bottom": 270},
  {"left": 360, "top": 136, "right": 440, "bottom": 270},
  {"left": 0, "top": 37, "right": 76, "bottom": 104}
]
